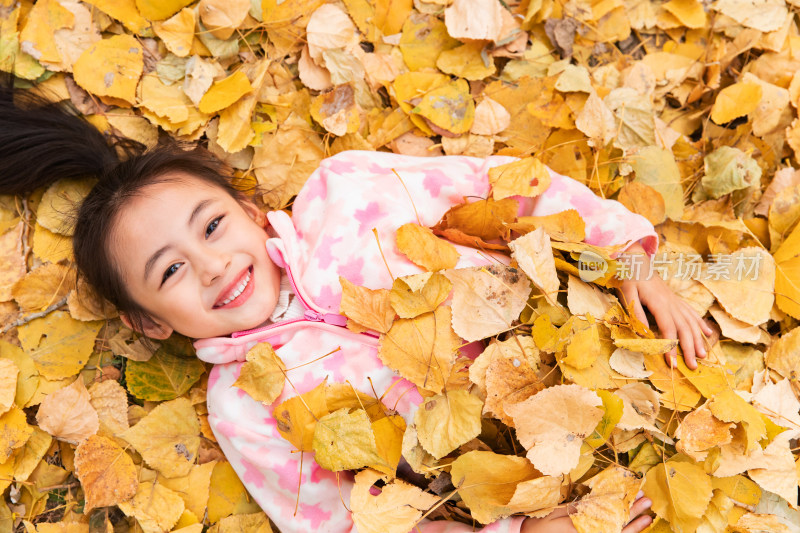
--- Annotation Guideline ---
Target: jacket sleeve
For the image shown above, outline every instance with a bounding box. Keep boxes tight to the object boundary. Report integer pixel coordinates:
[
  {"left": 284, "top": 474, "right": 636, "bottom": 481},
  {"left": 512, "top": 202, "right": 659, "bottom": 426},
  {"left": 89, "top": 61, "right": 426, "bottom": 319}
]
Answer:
[{"left": 206, "top": 362, "right": 527, "bottom": 533}]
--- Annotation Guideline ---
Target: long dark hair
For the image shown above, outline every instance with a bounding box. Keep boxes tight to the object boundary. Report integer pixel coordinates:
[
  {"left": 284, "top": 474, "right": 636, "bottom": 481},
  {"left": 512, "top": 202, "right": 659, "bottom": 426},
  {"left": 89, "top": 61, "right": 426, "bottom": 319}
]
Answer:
[{"left": 0, "top": 83, "right": 243, "bottom": 331}]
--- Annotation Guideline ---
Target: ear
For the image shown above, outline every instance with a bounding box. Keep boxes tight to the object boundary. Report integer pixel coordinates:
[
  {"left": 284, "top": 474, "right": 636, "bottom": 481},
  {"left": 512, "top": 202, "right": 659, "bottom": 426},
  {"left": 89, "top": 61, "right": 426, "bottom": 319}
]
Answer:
[
  {"left": 120, "top": 312, "right": 174, "bottom": 340},
  {"left": 240, "top": 199, "right": 268, "bottom": 228}
]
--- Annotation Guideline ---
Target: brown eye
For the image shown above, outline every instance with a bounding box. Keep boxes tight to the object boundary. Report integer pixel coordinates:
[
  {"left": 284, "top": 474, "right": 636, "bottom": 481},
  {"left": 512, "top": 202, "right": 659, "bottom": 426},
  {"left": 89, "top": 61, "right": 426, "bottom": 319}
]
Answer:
[{"left": 205, "top": 216, "right": 223, "bottom": 238}]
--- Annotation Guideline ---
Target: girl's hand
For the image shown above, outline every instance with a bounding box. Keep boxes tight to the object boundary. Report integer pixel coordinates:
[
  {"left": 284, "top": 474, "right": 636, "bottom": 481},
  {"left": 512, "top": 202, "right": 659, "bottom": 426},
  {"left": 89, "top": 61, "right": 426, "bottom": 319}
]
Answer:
[
  {"left": 616, "top": 244, "right": 714, "bottom": 370},
  {"left": 520, "top": 495, "right": 653, "bottom": 533}
]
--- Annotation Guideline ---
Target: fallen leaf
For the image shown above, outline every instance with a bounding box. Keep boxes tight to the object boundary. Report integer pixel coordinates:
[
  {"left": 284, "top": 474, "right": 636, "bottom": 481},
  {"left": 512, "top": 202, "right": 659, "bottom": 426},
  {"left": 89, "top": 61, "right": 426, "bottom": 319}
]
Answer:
[
  {"left": 443, "top": 265, "right": 531, "bottom": 342},
  {"left": 152, "top": 8, "right": 195, "bottom": 57},
  {"left": 12, "top": 263, "right": 75, "bottom": 313},
  {"left": 121, "top": 397, "right": 200, "bottom": 478},
  {"left": 443, "top": 0, "right": 504, "bottom": 41},
  {"left": 350, "top": 469, "right": 439, "bottom": 533},
  {"left": 232, "top": 343, "right": 286, "bottom": 404},
  {"left": 0, "top": 406, "right": 33, "bottom": 463},
  {"left": 488, "top": 157, "right": 552, "bottom": 200},
  {"left": 505, "top": 384, "right": 604, "bottom": 476},
  {"left": 389, "top": 272, "right": 452, "bottom": 319},
  {"left": 74, "top": 435, "right": 137, "bottom": 512},
  {"left": 674, "top": 404, "right": 734, "bottom": 460},
  {"left": 312, "top": 408, "right": 388, "bottom": 472},
  {"left": 570, "top": 466, "right": 643, "bottom": 533},
  {"left": 395, "top": 223, "right": 460, "bottom": 272},
  {"left": 414, "top": 390, "right": 483, "bottom": 459},
  {"left": 471, "top": 97, "right": 511, "bottom": 135},
  {"left": 509, "top": 227, "right": 560, "bottom": 306},
  {"left": 711, "top": 82, "right": 762, "bottom": 124},
  {"left": 118, "top": 481, "right": 185, "bottom": 533},
  {"left": 88, "top": 379, "right": 130, "bottom": 436},
  {"left": 709, "top": 389, "right": 766, "bottom": 454},
  {"left": 643, "top": 460, "right": 713, "bottom": 533},
  {"left": 35, "top": 377, "right": 98, "bottom": 444},
  {"left": 17, "top": 311, "right": 102, "bottom": 380},
  {"left": 0, "top": 359, "right": 18, "bottom": 416},
  {"left": 198, "top": 0, "right": 250, "bottom": 40},
  {"left": 73, "top": 34, "right": 143, "bottom": 105}
]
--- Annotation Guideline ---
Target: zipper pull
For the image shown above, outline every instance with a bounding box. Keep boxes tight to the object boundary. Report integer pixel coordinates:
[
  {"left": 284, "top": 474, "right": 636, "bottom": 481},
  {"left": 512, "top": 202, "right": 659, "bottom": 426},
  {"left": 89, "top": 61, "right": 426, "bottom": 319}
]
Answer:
[{"left": 303, "top": 310, "right": 348, "bottom": 327}]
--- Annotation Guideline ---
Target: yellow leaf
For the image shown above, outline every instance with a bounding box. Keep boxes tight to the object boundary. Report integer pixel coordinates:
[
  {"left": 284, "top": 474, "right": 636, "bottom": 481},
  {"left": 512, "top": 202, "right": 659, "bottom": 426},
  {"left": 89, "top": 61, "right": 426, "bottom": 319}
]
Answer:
[
  {"left": 37, "top": 178, "right": 95, "bottom": 237},
  {"left": 709, "top": 390, "right": 766, "bottom": 454},
  {"left": 121, "top": 397, "right": 200, "bottom": 477},
  {"left": 159, "top": 462, "right": 216, "bottom": 521},
  {"left": 339, "top": 277, "right": 395, "bottom": 334},
  {"left": 614, "top": 338, "right": 679, "bottom": 355},
  {"left": 644, "top": 353, "right": 701, "bottom": 412},
  {"left": 436, "top": 42, "right": 496, "bottom": 81},
  {"left": 510, "top": 210, "right": 587, "bottom": 243},
  {"left": 208, "top": 512, "right": 273, "bottom": 533},
  {"left": 251, "top": 113, "right": 326, "bottom": 209},
  {"left": 674, "top": 404, "right": 734, "bottom": 461},
  {"left": 571, "top": 466, "right": 643, "bottom": 533},
  {"left": 378, "top": 307, "right": 460, "bottom": 394},
  {"left": 74, "top": 435, "right": 137, "bottom": 512},
  {"left": 773, "top": 222, "right": 800, "bottom": 320},
  {"left": 350, "top": 469, "right": 439, "bottom": 533},
  {"left": 412, "top": 79, "right": 475, "bottom": 136},
  {"left": 444, "top": 0, "right": 504, "bottom": 41},
  {"left": 444, "top": 265, "right": 530, "bottom": 342},
  {"left": 207, "top": 461, "right": 262, "bottom": 523},
  {"left": 18, "top": 0, "right": 74, "bottom": 64},
  {"left": 414, "top": 390, "right": 483, "bottom": 459},
  {"left": 735, "top": 512, "right": 794, "bottom": 533},
  {"left": 118, "top": 482, "right": 185, "bottom": 533},
  {"left": 35, "top": 377, "right": 98, "bottom": 444},
  {"left": 389, "top": 273, "right": 452, "bottom": 320},
  {"left": 509, "top": 227, "right": 560, "bottom": 306},
  {"left": 561, "top": 316, "right": 602, "bottom": 369},
  {"left": 374, "top": 0, "right": 413, "bottom": 35},
  {"left": 135, "top": 0, "right": 194, "bottom": 21},
  {"left": 73, "top": 34, "right": 143, "bottom": 105},
  {"left": 643, "top": 460, "right": 712, "bottom": 533},
  {"left": 0, "top": 359, "right": 17, "bottom": 416},
  {"left": 505, "top": 384, "right": 603, "bottom": 476},
  {"left": 435, "top": 197, "right": 518, "bottom": 242},
  {"left": 82, "top": 0, "right": 150, "bottom": 34},
  {"left": 0, "top": 341, "right": 37, "bottom": 409},
  {"left": 312, "top": 408, "right": 387, "bottom": 472},
  {"left": 32, "top": 223, "right": 72, "bottom": 264},
  {"left": 585, "top": 389, "right": 623, "bottom": 448},
  {"left": 617, "top": 181, "right": 667, "bottom": 226},
  {"left": 198, "top": 0, "right": 250, "bottom": 40},
  {"left": 232, "top": 343, "right": 285, "bottom": 404},
  {"left": 198, "top": 70, "right": 253, "bottom": 114},
  {"left": 396, "top": 223, "right": 460, "bottom": 272},
  {"left": 272, "top": 380, "right": 329, "bottom": 451},
  {"left": 710, "top": 82, "right": 763, "bottom": 125},
  {"left": 483, "top": 340, "right": 546, "bottom": 426},
  {"left": 450, "top": 451, "right": 542, "bottom": 524},
  {"left": 488, "top": 157, "right": 552, "bottom": 200},
  {"left": 398, "top": 14, "right": 459, "bottom": 71},
  {"left": 0, "top": 406, "right": 33, "bottom": 463},
  {"left": 17, "top": 311, "right": 102, "bottom": 380},
  {"left": 662, "top": 0, "right": 707, "bottom": 28},
  {"left": 12, "top": 428, "right": 52, "bottom": 485},
  {"left": 12, "top": 263, "right": 75, "bottom": 313},
  {"left": 711, "top": 475, "right": 761, "bottom": 508},
  {"left": 371, "top": 415, "right": 405, "bottom": 476}
]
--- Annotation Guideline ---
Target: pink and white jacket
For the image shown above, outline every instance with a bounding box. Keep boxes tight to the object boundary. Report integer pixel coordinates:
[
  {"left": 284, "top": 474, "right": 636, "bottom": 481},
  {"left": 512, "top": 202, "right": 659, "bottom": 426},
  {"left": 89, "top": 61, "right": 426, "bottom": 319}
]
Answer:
[{"left": 193, "top": 151, "right": 658, "bottom": 533}]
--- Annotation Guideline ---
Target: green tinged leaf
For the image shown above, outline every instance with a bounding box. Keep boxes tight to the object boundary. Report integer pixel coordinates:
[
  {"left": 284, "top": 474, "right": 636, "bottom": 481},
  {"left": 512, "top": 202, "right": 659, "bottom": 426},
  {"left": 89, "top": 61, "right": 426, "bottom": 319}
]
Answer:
[{"left": 125, "top": 337, "right": 204, "bottom": 401}]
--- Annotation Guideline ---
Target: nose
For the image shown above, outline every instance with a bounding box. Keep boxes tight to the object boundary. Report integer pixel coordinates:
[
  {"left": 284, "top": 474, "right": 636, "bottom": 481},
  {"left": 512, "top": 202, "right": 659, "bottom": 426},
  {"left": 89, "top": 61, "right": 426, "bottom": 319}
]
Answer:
[{"left": 197, "top": 245, "right": 231, "bottom": 286}]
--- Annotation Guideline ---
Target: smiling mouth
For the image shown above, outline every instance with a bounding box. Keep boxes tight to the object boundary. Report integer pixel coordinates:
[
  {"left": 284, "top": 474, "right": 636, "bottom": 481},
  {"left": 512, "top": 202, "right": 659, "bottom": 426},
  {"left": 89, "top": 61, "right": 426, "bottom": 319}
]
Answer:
[{"left": 214, "top": 266, "right": 253, "bottom": 308}]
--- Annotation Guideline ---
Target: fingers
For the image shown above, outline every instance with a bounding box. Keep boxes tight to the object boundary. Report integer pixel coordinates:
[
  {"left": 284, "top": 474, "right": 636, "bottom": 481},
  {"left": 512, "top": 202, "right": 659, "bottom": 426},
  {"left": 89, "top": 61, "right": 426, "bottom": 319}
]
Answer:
[
  {"left": 622, "top": 515, "right": 653, "bottom": 533},
  {"left": 675, "top": 313, "right": 697, "bottom": 369},
  {"left": 620, "top": 284, "right": 650, "bottom": 329},
  {"left": 680, "top": 305, "right": 706, "bottom": 361},
  {"left": 622, "top": 495, "right": 653, "bottom": 533}
]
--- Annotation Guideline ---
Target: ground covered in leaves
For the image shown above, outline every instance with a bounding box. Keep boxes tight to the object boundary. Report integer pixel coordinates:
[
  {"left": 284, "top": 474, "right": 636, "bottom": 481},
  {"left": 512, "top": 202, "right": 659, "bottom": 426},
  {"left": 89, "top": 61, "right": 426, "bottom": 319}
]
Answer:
[{"left": 1, "top": 0, "right": 800, "bottom": 531}]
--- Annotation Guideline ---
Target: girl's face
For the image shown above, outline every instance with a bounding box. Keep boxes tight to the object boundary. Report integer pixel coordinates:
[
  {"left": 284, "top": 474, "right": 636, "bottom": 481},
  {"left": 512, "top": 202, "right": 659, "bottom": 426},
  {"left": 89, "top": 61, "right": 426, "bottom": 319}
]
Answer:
[{"left": 110, "top": 175, "right": 282, "bottom": 339}]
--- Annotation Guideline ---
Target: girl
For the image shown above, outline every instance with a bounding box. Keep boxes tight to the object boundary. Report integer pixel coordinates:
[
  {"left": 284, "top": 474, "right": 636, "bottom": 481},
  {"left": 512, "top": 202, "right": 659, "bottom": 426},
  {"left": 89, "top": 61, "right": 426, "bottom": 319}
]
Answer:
[{"left": 1, "top": 86, "right": 710, "bottom": 533}]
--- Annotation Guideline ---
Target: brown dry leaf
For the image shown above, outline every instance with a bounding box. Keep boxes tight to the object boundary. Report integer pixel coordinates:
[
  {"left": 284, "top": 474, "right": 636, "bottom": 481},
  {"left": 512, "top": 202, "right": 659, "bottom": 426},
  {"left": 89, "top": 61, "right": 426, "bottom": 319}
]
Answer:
[
  {"left": 509, "top": 228, "right": 560, "bottom": 306},
  {"left": 505, "top": 384, "right": 603, "bottom": 476},
  {"left": 121, "top": 397, "right": 200, "bottom": 478},
  {"left": 449, "top": 450, "right": 541, "bottom": 524},
  {"left": 378, "top": 307, "right": 460, "bottom": 394},
  {"left": 414, "top": 390, "right": 483, "bottom": 459},
  {"left": 434, "top": 197, "right": 518, "bottom": 242},
  {"left": 232, "top": 343, "right": 286, "bottom": 404},
  {"left": 644, "top": 353, "right": 702, "bottom": 411},
  {"left": 483, "top": 340, "right": 545, "bottom": 426},
  {"left": 350, "top": 469, "right": 439, "bottom": 533},
  {"left": 570, "top": 466, "right": 643, "bottom": 533},
  {"left": 575, "top": 91, "right": 617, "bottom": 146},
  {"left": 389, "top": 272, "right": 452, "bottom": 319},
  {"left": 617, "top": 181, "right": 667, "bottom": 225},
  {"left": 395, "top": 223, "right": 460, "bottom": 272},
  {"left": 443, "top": 265, "right": 530, "bottom": 341},
  {"left": 88, "top": 380, "right": 129, "bottom": 436},
  {"left": 35, "top": 377, "right": 98, "bottom": 445},
  {"left": 675, "top": 403, "right": 734, "bottom": 461},
  {"left": 74, "top": 434, "right": 137, "bottom": 512}
]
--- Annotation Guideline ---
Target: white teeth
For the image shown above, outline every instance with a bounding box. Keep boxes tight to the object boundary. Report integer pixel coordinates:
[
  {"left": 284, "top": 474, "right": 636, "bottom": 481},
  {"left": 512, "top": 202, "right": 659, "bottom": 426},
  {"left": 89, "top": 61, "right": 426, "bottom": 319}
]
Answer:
[{"left": 218, "top": 270, "right": 251, "bottom": 306}]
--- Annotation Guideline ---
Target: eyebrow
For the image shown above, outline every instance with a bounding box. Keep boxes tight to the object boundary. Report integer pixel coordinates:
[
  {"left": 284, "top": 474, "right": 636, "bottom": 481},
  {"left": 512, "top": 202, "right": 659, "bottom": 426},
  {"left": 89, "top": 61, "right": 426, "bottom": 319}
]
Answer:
[{"left": 143, "top": 199, "right": 213, "bottom": 282}]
